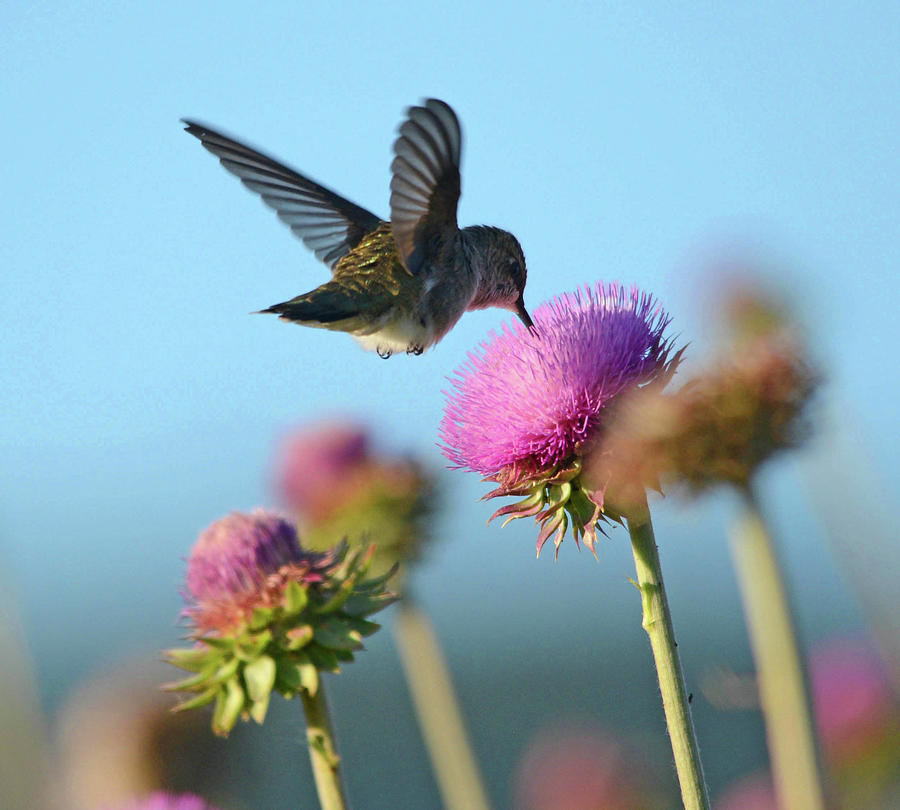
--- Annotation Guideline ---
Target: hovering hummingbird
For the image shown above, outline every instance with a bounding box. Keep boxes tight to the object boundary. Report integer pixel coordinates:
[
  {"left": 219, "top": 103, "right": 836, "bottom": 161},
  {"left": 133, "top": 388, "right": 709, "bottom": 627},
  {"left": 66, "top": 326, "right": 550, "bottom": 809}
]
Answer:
[{"left": 183, "top": 99, "right": 533, "bottom": 358}]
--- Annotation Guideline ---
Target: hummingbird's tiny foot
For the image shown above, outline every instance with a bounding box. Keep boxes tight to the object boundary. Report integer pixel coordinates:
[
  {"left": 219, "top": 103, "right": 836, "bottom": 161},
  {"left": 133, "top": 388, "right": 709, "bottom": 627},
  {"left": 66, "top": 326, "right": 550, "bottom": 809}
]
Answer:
[
  {"left": 377, "top": 347, "right": 393, "bottom": 359},
  {"left": 407, "top": 344, "right": 424, "bottom": 356}
]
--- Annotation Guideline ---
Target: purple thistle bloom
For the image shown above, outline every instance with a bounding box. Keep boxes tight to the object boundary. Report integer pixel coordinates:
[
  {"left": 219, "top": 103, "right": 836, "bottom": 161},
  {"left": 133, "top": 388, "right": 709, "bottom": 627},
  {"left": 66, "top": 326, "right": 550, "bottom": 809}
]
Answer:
[
  {"left": 440, "top": 282, "right": 681, "bottom": 556},
  {"left": 276, "top": 422, "right": 370, "bottom": 518},
  {"left": 274, "top": 421, "right": 433, "bottom": 573},
  {"left": 107, "top": 793, "right": 222, "bottom": 810},
  {"left": 185, "top": 511, "right": 303, "bottom": 604},
  {"left": 169, "top": 510, "right": 396, "bottom": 735},
  {"left": 442, "top": 282, "right": 673, "bottom": 480},
  {"left": 183, "top": 510, "right": 332, "bottom": 634}
]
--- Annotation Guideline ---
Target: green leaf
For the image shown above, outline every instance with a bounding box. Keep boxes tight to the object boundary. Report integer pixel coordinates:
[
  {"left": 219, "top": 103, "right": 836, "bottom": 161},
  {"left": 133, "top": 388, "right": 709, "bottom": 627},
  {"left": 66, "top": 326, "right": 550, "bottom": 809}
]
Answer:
[
  {"left": 547, "top": 481, "right": 573, "bottom": 510},
  {"left": 171, "top": 686, "right": 219, "bottom": 712},
  {"left": 212, "top": 677, "right": 245, "bottom": 737},
  {"left": 341, "top": 591, "right": 397, "bottom": 617},
  {"left": 298, "top": 661, "right": 319, "bottom": 696},
  {"left": 315, "top": 547, "right": 375, "bottom": 615},
  {"left": 305, "top": 643, "right": 340, "bottom": 673},
  {"left": 200, "top": 636, "right": 236, "bottom": 652},
  {"left": 275, "top": 658, "right": 302, "bottom": 692},
  {"left": 285, "top": 624, "right": 314, "bottom": 650},
  {"left": 354, "top": 563, "right": 398, "bottom": 593},
  {"left": 283, "top": 580, "right": 308, "bottom": 615},
  {"left": 165, "top": 646, "right": 217, "bottom": 673},
  {"left": 249, "top": 692, "right": 271, "bottom": 724},
  {"left": 313, "top": 620, "right": 363, "bottom": 651},
  {"left": 162, "top": 661, "right": 220, "bottom": 692},
  {"left": 210, "top": 657, "right": 240, "bottom": 685},
  {"left": 567, "top": 488, "right": 599, "bottom": 525},
  {"left": 248, "top": 606, "right": 273, "bottom": 631},
  {"left": 314, "top": 578, "right": 357, "bottom": 616},
  {"left": 243, "top": 655, "right": 276, "bottom": 703},
  {"left": 343, "top": 616, "right": 380, "bottom": 638},
  {"left": 237, "top": 629, "right": 272, "bottom": 660},
  {"left": 274, "top": 655, "right": 320, "bottom": 697}
]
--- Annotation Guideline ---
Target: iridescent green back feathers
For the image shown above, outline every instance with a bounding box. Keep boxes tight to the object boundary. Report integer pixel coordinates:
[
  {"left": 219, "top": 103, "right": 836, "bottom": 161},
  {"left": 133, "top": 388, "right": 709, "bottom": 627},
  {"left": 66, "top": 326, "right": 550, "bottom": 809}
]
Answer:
[{"left": 263, "top": 223, "right": 414, "bottom": 333}]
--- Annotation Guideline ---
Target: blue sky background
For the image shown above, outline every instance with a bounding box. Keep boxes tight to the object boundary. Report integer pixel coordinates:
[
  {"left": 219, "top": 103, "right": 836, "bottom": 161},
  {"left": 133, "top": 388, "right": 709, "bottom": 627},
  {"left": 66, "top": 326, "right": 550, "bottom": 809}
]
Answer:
[{"left": 2, "top": 1, "right": 898, "bottom": 806}]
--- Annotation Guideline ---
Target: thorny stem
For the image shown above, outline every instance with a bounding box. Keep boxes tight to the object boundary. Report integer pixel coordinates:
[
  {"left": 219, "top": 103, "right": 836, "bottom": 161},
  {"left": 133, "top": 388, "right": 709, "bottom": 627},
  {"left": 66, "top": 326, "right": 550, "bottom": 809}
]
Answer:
[
  {"left": 627, "top": 504, "right": 710, "bottom": 810},
  {"left": 300, "top": 682, "right": 350, "bottom": 810}
]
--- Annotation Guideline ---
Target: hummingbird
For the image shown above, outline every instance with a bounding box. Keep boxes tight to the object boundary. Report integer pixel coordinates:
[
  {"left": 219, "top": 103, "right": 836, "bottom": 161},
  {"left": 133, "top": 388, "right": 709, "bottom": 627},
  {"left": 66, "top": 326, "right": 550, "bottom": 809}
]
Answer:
[{"left": 182, "top": 99, "right": 533, "bottom": 358}]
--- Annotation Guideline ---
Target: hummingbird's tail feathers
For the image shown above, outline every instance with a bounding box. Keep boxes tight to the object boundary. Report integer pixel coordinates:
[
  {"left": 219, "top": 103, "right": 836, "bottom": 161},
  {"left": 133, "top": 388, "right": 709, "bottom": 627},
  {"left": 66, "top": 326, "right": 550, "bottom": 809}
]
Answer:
[
  {"left": 261, "top": 289, "right": 373, "bottom": 333},
  {"left": 181, "top": 119, "right": 383, "bottom": 270}
]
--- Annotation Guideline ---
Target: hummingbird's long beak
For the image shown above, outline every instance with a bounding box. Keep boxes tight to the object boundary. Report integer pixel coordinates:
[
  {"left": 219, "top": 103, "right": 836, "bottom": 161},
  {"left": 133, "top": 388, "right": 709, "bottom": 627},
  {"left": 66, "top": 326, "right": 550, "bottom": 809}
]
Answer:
[{"left": 515, "top": 296, "right": 538, "bottom": 336}]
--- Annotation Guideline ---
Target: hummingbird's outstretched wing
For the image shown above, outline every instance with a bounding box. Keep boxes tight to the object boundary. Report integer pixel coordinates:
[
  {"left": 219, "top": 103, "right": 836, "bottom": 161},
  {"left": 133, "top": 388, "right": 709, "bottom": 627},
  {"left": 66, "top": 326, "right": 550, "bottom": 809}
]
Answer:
[
  {"left": 389, "top": 99, "right": 461, "bottom": 275},
  {"left": 182, "top": 120, "right": 383, "bottom": 270}
]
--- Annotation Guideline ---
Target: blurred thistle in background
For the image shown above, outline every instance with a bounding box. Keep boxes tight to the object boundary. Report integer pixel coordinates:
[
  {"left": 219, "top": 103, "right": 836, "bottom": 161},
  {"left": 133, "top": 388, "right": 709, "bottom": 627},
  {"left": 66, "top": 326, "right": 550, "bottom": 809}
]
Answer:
[
  {"left": 273, "top": 422, "right": 432, "bottom": 580},
  {"left": 272, "top": 422, "right": 489, "bottom": 810},
  {"left": 716, "top": 772, "right": 778, "bottom": 810},
  {"left": 102, "top": 792, "right": 224, "bottom": 810},
  {"left": 55, "top": 659, "right": 217, "bottom": 810},
  {"left": 511, "top": 722, "right": 665, "bottom": 810},
  {"left": 712, "top": 634, "right": 900, "bottom": 809},
  {"left": 597, "top": 280, "right": 818, "bottom": 500},
  {"left": 810, "top": 636, "right": 900, "bottom": 806}
]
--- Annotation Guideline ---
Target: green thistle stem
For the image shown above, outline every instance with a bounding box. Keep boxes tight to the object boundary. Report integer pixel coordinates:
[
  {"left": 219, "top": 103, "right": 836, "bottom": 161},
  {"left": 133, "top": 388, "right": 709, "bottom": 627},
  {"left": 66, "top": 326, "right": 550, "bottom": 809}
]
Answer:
[
  {"left": 730, "top": 484, "right": 828, "bottom": 810},
  {"left": 626, "top": 505, "right": 710, "bottom": 810},
  {"left": 300, "top": 682, "right": 350, "bottom": 810},
  {"left": 393, "top": 597, "right": 492, "bottom": 810}
]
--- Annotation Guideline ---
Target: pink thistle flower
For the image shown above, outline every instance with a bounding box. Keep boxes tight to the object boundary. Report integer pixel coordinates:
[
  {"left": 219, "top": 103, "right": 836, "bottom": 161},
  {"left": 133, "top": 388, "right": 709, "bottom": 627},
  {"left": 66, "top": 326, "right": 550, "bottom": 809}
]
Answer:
[
  {"left": 275, "top": 422, "right": 370, "bottom": 520},
  {"left": 107, "top": 793, "right": 222, "bottom": 810},
  {"left": 168, "top": 510, "right": 396, "bottom": 735},
  {"left": 512, "top": 724, "right": 662, "bottom": 810},
  {"left": 810, "top": 637, "right": 900, "bottom": 766},
  {"left": 440, "top": 282, "right": 681, "bottom": 556},
  {"left": 715, "top": 773, "right": 777, "bottom": 810},
  {"left": 273, "top": 421, "right": 433, "bottom": 574},
  {"left": 183, "top": 510, "right": 334, "bottom": 636}
]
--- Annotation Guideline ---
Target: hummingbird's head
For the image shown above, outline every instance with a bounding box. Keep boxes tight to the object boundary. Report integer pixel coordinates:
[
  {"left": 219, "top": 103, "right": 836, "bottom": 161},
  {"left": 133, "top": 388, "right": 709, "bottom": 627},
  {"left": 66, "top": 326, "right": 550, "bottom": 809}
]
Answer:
[{"left": 465, "top": 226, "right": 534, "bottom": 330}]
